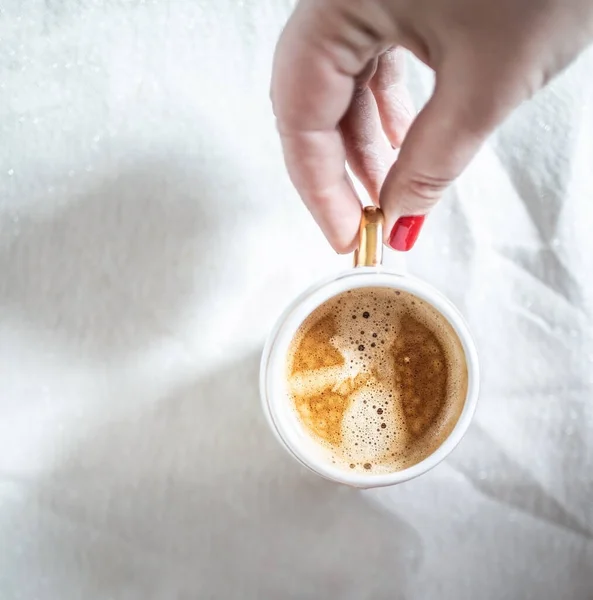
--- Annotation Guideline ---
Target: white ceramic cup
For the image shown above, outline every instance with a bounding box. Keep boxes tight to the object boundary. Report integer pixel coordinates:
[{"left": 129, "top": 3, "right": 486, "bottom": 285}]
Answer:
[{"left": 260, "top": 208, "right": 479, "bottom": 488}]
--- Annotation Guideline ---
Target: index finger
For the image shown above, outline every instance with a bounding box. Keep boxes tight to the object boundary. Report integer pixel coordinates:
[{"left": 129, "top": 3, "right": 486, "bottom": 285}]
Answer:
[{"left": 271, "top": 0, "right": 381, "bottom": 253}]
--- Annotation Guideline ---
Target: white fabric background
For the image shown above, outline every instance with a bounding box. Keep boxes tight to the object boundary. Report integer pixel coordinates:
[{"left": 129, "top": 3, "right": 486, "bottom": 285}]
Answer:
[{"left": 1, "top": 1, "right": 592, "bottom": 598}]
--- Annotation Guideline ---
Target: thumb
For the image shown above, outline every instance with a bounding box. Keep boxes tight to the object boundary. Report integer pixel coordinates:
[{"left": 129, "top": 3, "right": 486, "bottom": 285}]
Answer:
[{"left": 380, "top": 73, "right": 512, "bottom": 251}]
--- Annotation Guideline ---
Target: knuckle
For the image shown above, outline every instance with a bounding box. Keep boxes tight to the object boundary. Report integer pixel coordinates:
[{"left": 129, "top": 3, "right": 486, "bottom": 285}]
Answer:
[{"left": 405, "top": 172, "right": 452, "bottom": 204}]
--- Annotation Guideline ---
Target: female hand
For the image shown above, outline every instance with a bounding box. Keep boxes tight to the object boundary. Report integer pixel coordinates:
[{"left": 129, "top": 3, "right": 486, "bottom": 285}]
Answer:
[{"left": 271, "top": 0, "right": 593, "bottom": 252}]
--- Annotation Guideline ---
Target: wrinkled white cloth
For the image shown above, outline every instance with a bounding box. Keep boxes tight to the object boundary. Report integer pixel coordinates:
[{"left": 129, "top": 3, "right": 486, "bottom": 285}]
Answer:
[{"left": 1, "top": 1, "right": 592, "bottom": 599}]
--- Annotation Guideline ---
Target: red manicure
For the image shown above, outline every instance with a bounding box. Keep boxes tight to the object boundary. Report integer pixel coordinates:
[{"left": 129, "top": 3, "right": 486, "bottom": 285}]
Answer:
[{"left": 388, "top": 215, "right": 426, "bottom": 251}]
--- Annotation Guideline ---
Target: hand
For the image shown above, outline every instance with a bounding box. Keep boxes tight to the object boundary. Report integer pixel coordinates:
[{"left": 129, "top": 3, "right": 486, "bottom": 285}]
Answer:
[{"left": 271, "top": 0, "right": 593, "bottom": 253}]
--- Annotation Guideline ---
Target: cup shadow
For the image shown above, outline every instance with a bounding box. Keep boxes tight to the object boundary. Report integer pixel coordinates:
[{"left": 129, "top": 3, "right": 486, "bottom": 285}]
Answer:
[{"left": 7, "top": 352, "right": 423, "bottom": 599}]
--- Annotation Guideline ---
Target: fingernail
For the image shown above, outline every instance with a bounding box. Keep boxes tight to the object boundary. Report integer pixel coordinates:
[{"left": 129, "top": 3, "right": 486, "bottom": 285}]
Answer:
[{"left": 388, "top": 215, "right": 425, "bottom": 251}]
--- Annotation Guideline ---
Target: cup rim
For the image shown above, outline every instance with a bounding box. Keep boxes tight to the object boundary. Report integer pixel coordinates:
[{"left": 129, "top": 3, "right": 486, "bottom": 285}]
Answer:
[{"left": 260, "top": 267, "right": 479, "bottom": 488}]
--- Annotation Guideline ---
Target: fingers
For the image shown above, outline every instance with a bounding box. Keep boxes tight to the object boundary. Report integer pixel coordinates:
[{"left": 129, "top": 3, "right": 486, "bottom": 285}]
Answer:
[
  {"left": 369, "top": 48, "right": 415, "bottom": 148},
  {"left": 380, "top": 67, "right": 517, "bottom": 250},
  {"left": 339, "top": 48, "right": 414, "bottom": 207},
  {"left": 279, "top": 128, "right": 363, "bottom": 253},
  {"left": 271, "top": 1, "right": 384, "bottom": 253},
  {"left": 340, "top": 83, "right": 394, "bottom": 204}
]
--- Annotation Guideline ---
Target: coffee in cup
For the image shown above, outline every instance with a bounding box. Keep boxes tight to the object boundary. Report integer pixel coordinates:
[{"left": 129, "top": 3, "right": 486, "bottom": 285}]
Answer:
[{"left": 286, "top": 286, "right": 468, "bottom": 474}]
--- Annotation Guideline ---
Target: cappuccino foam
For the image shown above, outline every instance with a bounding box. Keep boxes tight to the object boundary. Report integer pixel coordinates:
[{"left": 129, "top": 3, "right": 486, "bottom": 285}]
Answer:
[{"left": 286, "top": 287, "right": 468, "bottom": 474}]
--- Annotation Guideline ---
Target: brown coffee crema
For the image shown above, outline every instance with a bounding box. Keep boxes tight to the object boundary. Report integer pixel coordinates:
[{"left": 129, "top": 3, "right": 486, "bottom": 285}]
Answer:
[{"left": 286, "top": 287, "right": 468, "bottom": 474}]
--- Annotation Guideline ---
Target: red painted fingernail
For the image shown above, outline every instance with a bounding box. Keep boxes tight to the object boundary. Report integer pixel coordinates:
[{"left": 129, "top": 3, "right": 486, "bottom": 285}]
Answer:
[{"left": 388, "top": 215, "right": 426, "bottom": 251}]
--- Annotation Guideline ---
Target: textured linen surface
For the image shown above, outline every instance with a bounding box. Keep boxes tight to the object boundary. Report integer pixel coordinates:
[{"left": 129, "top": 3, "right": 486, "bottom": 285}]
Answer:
[{"left": 1, "top": 1, "right": 592, "bottom": 599}]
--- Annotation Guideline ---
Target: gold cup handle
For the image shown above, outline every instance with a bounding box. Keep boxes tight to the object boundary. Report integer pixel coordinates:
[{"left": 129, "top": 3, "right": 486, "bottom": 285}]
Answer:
[{"left": 353, "top": 206, "right": 384, "bottom": 267}]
